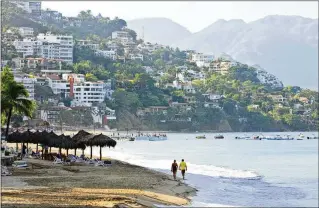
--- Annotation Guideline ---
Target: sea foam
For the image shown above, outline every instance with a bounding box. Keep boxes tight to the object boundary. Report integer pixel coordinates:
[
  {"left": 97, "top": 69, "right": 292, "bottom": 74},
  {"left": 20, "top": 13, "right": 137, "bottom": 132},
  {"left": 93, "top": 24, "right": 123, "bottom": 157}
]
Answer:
[{"left": 100, "top": 148, "right": 261, "bottom": 180}]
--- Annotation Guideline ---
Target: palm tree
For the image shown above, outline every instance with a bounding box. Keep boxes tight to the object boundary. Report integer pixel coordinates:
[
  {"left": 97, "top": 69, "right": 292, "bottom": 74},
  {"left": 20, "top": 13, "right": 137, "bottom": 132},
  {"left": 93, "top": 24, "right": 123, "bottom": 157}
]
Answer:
[{"left": 1, "top": 70, "right": 35, "bottom": 140}]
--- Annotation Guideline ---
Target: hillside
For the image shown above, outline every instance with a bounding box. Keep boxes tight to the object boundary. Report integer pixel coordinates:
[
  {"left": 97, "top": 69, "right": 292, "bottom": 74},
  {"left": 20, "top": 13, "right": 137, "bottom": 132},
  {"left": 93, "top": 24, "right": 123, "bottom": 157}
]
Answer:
[
  {"left": 130, "top": 15, "right": 318, "bottom": 89},
  {"left": 127, "top": 18, "right": 192, "bottom": 45}
]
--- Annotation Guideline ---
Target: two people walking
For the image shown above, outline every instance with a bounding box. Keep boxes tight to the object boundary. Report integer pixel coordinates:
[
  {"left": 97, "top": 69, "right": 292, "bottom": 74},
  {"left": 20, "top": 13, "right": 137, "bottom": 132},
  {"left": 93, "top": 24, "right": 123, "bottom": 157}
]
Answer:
[{"left": 171, "top": 159, "right": 187, "bottom": 180}]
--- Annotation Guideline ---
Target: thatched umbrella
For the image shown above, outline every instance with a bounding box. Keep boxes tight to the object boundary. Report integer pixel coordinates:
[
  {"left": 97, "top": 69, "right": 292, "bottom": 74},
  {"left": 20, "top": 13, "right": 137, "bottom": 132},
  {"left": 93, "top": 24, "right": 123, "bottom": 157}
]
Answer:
[
  {"left": 72, "top": 130, "right": 91, "bottom": 156},
  {"left": 76, "top": 134, "right": 95, "bottom": 158},
  {"left": 86, "top": 134, "right": 117, "bottom": 160},
  {"left": 60, "top": 134, "right": 74, "bottom": 156},
  {"left": 7, "top": 130, "right": 22, "bottom": 143}
]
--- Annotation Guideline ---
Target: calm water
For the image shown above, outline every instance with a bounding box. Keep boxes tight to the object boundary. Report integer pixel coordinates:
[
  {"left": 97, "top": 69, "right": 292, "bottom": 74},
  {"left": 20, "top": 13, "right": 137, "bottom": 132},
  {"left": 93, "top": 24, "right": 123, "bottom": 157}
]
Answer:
[{"left": 88, "top": 132, "right": 318, "bottom": 207}]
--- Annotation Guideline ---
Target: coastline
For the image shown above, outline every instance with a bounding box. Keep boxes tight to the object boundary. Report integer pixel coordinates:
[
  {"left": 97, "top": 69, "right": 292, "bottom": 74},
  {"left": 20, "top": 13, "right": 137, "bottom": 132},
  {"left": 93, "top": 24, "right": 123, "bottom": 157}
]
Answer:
[{"left": 1, "top": 156, "right": 197, "bottom": 207}]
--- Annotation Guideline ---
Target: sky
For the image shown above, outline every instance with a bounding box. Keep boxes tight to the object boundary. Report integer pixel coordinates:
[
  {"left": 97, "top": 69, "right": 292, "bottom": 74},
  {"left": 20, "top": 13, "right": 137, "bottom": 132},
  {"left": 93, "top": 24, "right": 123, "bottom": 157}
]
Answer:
[{"left": 42, "top": 1, "right": 318, "bottom": 33}]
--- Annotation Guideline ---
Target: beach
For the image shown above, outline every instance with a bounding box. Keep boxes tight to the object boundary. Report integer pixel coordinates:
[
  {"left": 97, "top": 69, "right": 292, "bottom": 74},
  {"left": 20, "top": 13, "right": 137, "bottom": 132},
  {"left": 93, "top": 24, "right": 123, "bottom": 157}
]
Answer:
[{"left": 1, "top": 157, "right": 197, "bottom": 207}]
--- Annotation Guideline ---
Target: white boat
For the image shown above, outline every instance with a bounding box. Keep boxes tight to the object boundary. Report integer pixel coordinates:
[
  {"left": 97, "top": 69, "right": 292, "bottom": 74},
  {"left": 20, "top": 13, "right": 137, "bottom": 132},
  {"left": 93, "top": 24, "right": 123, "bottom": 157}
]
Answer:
[{"left": 298, "top": 133, "right": 305, "bottom": 140}]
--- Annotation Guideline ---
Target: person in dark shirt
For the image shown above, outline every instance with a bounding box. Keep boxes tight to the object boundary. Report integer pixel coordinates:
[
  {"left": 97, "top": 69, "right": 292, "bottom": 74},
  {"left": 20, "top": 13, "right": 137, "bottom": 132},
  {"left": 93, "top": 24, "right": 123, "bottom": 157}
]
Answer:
[{"left": 171, "top": 160, "right": 178, "bottom": 180}]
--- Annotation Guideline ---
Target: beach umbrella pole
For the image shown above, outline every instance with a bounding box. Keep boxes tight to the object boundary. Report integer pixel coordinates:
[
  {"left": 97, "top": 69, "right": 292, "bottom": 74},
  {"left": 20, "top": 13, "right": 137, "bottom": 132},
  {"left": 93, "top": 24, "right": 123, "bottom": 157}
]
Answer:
[
  {"left": 100, "top": 146, "right": 102, "bottom": 160},
  {"left": 90, "top": 146, "right": 92, "bottom": 159},
  {"left": 36, "top": 143, "right": 38, "bottom": 152},
  {"left": 49, "top": 147, "right": 51, "bottom": 153},
  {"left": 66, "top": 149, "right": 69, "bottom": 156},
  {"left": 74, "top": 148, "right": 77, "bottom": 156}
]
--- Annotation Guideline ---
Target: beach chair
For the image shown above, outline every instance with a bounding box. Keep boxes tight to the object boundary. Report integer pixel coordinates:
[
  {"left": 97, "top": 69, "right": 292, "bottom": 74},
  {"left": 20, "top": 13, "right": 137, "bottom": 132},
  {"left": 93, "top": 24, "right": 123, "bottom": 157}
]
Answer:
[
  {"left": 94, "top": 160, "right": 104, "bottom": 166},
  {"left": 85, "top": 159, "right": 95, "bottom": 165},
  {"left": 12, "top": 161, "right": 28, "bottom": 168},
  {"left": 53, "top": 156, "right": 64, "bottom": 165}
]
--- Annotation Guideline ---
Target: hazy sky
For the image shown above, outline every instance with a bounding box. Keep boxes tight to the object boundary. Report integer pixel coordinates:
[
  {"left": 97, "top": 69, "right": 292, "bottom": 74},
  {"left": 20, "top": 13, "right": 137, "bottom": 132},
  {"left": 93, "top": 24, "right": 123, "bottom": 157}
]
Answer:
[{"left": 42, "top": 1, "right": 318, "bottom": 33}]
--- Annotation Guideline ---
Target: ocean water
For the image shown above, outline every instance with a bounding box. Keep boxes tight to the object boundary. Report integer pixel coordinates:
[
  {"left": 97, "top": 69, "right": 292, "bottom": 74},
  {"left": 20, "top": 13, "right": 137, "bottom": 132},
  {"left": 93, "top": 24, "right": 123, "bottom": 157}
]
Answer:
[{"left": 88, "top": 132, "right": 318, "bottom": 207}]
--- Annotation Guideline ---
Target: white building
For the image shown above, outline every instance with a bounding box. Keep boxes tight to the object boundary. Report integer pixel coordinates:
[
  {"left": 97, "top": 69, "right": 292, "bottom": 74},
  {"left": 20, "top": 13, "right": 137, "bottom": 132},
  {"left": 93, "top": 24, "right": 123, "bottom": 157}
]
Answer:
[
  {"left": 111, "top": 31, "right": 133, "bottom": 43},
  {"left": 143, "top": 66, "right": 154, "bottom": 74},
  {"left": 62, "top": 73, "right": 85, "bottom": 83},
  {"left": 37, "top": 33, "right": 74, "bottom": 64},
  {"left": 129, "top": 54, "right": 143, "bottom": 61},
  {"left": 191, "top": 53, "right": 214, "bottom": 67},
  {"left": 77, "top": 40, "right": 99, "bottom": 51},
  {"left": 46, "top": 74, "right": 70, "bottom": 97},
  {"left": 168, "top": 80, "right": 196, "bottom": 94},
  {"left": 13, "top": 33, "right": 74, "bottom": 64},
  {"left": 13, "top": 38, "right": 41, "bottom": 58},
  {"left": 73, "top": 82, "right": 106, "bottom": 104},
  {"left": 13, "top": 1, "right": 41, "bottom": 15},
  {"left": 95, "top": 50, "right": 117, "bottom": 60},
  {"left": 18, "top": 27, "right": 34, "bottom": 37},
  {"left": 137, "top": 42, "right": 163, "bottom": 53},
  {"left": 14, "top": 75, "right": 36, "bottom": 100}
]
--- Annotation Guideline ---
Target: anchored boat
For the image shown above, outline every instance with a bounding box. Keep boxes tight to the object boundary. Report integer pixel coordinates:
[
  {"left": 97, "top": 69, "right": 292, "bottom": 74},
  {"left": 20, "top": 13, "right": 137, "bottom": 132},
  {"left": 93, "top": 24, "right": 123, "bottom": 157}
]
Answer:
[
  {"left": 196, "top": 135, "right": 206, "bottom": 139},
  {"left": 214, "top": 135, "right": 224, "bottom": 139}
]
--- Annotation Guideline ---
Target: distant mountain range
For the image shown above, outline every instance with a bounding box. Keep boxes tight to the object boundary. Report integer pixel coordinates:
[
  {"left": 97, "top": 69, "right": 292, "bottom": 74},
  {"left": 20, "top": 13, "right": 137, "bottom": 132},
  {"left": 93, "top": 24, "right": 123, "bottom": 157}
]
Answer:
[{"left": 128, "top": 15, "right": 318, "bottom": 89}]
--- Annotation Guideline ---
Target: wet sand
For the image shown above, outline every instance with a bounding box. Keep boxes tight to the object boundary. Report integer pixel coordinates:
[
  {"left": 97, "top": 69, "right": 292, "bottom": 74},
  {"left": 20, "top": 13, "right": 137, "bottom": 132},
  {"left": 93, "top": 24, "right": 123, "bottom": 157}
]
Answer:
[{"left": 1, "top": 158, "right": 197, "bottom": 208}]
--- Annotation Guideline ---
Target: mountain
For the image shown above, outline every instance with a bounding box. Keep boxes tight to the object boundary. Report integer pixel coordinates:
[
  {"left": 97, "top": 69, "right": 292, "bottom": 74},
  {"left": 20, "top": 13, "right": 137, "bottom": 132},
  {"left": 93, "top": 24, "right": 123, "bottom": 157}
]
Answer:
[
  {"left": 174, "top": 15, "right": 318, "bottom": 89},
  {"left": 131, "top": 15, "right": 318, "bottom": 89},
  {"left": 127, "top": 18, "right": 192, "bottom": 46}
]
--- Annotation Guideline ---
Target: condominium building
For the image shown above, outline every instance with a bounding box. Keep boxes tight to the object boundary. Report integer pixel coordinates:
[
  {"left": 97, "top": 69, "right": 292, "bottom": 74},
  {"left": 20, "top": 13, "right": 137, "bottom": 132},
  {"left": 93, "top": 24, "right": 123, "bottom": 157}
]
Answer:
[
  {"left": 37, "top": 33, "right": 74, "bottom": 64},
  {"left": 14, "top": 74, "right": 36, "bottom": 100},
  {"left": 73, "top": 82, "right": 106, "bottom": 104},
  {"left": 13, "top": 33, "right": 74, "bottom": 64}
]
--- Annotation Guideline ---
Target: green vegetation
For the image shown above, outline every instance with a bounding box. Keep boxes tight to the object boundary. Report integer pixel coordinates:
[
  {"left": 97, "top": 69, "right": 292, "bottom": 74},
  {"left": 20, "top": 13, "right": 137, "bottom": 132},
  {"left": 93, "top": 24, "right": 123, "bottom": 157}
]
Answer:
[
  {"left": 1, "top": 67, "right": 36, "bottom": 137},
  {"left": 1, "top": 2, "right": 318, "bottom": 132}
]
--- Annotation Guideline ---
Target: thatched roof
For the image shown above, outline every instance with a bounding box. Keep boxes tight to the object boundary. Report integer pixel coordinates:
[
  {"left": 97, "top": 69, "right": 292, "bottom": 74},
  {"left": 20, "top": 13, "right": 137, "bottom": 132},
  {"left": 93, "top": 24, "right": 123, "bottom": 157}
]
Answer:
[
  {"left": 72, "top": 130, "right": 91, "bottom": 142},
  {"left": 86, "top": 133, "right": 117, "bottom": 148}
]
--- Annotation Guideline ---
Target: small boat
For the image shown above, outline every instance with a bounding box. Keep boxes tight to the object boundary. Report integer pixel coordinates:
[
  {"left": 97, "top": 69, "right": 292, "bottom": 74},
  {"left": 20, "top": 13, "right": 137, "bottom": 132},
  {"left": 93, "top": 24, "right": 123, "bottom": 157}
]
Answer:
[
  {"left": 307, "top": 134, "right": 319, "bottom": 139},
  {"left": 196, "top": 135, "right": 206, "bottom": 139},
  {"left": 235, "top": 135, "right": 250, "bottom": 140},
  {"left": 297, "top": 133, "right": 305, "bottom": 140},
  {"left": 214, "top": 135, "right": 224, "bottom": 139},
  {"left": 129, "top": 137, "right": 135, "bottom": 141}
]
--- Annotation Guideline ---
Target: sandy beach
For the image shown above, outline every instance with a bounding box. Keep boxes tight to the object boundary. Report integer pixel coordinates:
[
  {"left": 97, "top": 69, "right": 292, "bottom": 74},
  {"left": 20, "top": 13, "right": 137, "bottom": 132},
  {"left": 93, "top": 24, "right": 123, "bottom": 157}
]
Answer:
[{"left": 1, "top": 157, "right": 197, "bottom": 208}]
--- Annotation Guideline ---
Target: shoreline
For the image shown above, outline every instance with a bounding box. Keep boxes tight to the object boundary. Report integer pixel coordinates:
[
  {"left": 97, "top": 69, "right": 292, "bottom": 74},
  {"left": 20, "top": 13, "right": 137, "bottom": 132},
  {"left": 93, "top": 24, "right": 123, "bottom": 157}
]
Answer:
[{"left": 1, "top": 155, "right": 197, "bottom": 207}]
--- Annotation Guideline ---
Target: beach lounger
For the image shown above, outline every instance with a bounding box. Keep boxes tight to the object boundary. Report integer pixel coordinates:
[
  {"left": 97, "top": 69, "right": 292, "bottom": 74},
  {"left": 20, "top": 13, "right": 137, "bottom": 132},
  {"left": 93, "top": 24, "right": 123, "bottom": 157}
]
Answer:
[
  {"left": 12, "top": 161, "right": 28, "bottom": 168},
  {"left": 53, "top": 156, "right": 64, "bottom": 165}
]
